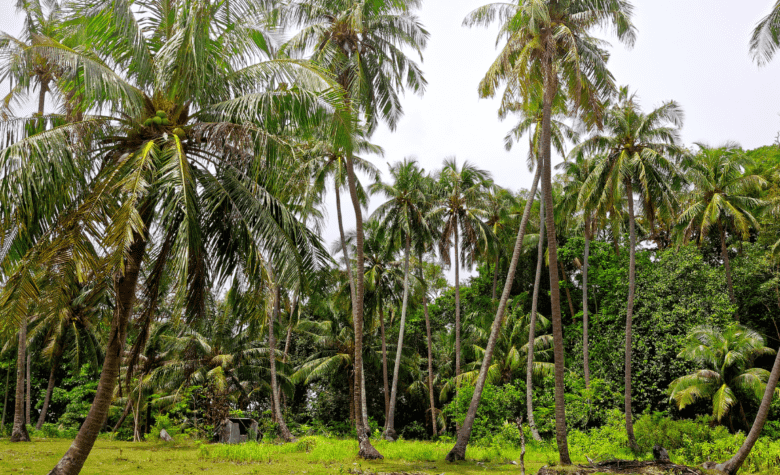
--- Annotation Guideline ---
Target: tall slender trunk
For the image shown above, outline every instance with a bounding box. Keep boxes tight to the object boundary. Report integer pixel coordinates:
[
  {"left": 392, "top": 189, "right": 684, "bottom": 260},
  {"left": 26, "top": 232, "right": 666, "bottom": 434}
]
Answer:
[
  {"left": 36, "top": 347, "right": 63, "bottom": 430},
  {"left": 454, "top": 223, "right": 461, "bottom": 381},
  {"left": 491, "top": 254, "right": 500, "bottom": 302},
  {"left": 420, "top": 255, "right": 438, "bottom": 437},
  {"left": 582, "top": 217, "right": 591, "bottom": 389},
  {"left": 624, "top": 180, "right": 640, "bottom": 452},
  {"left": 445, "top": 164, "right": 541, "bottom": 461},
  {"left": 719, "top": 219, "right": 738, "bottom": 317},
  {"left": 25, "top": 350, "right": 31, "bottom": 425},
  {"left": 10, "top": 315, "right": 29, "bottom": 442},
  {"left": 2, "top": 365, "right": 10, "bottom": 431},
  {"left": 133, "top": 389, "right": 142, "bottom": 442},
  {"left": 716, "top": 345, "right": 780, "bottom": 474},
  {"left": 48, "top": 225, "right": 149, "bottom": 475},
  {"left": 379, "top": 298, "right": 390, "bottom": 423},
  {"left": 344, "top": 152, "right": 382, "bottom": 460},
  {"left": 541, "top": 53, "right": 571, "bottom": 464},
  {"left": 559, "top": 262, "right": 575, "bottom": 319},
  {"left": 385, "top": 233, "right": 412, "bottom": 440},
  {"left": 336, "top": 180, "right": 369, "bottom": 436},
  {"left": 526, "top": 188, "right": 545, "bottom": 442},
  {"left": 269, "top": 285, "right": 295, "bottom": 442}
]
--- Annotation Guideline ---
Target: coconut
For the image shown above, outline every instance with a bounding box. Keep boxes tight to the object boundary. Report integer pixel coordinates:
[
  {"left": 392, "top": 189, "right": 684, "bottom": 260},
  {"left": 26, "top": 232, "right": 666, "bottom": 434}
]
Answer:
[
  {"left": 152, "top": 116, "right": 163, "bottom": 125},
  {"left": 156, "top": 110, "right": 168, "bottom": 118},
  {"left": 161, "top": 118, "right": 171, "bottom": 126},
  {"left": 173, "top": 127, "right": 186, "bottom": 138},
  {"left": 143, "top": 118, "right": 153, "bottom": 126}
]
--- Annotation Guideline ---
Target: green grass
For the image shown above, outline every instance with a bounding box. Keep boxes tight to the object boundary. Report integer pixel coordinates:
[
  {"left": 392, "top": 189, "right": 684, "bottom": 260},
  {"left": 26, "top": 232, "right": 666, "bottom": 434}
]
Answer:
[
  {"left": 2, "top": 435, "right": 778, "bottom": 475},
  {"left": 0, "top": 436, "right": 551, "bottom": 474}
]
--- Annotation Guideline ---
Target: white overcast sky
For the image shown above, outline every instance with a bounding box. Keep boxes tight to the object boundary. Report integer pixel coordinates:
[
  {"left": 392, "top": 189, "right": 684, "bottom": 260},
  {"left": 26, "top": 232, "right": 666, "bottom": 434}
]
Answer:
[{"left": 2, "top": 1, "right": 780, "bottom": 282}]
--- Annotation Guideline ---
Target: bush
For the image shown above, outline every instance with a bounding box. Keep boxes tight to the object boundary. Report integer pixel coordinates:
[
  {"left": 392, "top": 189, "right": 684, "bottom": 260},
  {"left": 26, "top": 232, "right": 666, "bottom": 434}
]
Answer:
[
  {"left": 634, "top": 412, "right": 728, "bottom": 452},
  {"left": 444, "top": 382, "right": 523, "bottom": 441}
]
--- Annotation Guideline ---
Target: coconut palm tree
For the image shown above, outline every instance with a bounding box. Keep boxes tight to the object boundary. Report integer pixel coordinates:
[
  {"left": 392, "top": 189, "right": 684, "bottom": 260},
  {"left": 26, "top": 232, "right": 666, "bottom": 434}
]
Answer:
[
  {"left": 669, "top": 324, "right": 777, "bottom": 428},
  {"left": 462, "top": 0, "right": 636, "bottom": 462},
  {"left": 282, "top": 0, "right": 428, "bottom": 457},
  {"left": 429, "top": 158, "right": 491, "bottom": 388},
  {"left": 750, "top": 1, "right": 780, "bottom": 66},
  {"left": 369, "top": 158, "right": 430, "bottom": 440},
  {"left": 678, "top": 143, "right": 765, "bottom": 311},
  {"left": 574, "top": 87, "right": 685, "bottom": 450},
  {"left": 0, "top": 0, "right": 337, "bottom": 471}
]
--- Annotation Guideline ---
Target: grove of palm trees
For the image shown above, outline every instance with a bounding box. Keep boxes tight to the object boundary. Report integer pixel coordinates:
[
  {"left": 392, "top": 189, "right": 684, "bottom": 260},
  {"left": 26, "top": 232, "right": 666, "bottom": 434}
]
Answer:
[{"left": 0, "top": 1, "right": 779, "bottom": 474}]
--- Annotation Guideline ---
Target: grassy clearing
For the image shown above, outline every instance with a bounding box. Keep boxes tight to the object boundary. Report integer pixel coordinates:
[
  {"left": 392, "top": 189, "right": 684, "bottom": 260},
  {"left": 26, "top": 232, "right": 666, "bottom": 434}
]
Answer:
[
  {"left": 0, "top": 436, "right": 553, "bottom": 474},
  {"left": 1, "top": 435, "right": 778, "bottom": 475}
]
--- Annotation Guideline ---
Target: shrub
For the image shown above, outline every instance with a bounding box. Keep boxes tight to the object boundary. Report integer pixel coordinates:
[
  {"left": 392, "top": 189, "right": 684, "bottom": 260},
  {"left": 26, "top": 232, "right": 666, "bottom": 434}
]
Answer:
[{"left": 444, "top": 382, "right": 523, "bottom": 440}]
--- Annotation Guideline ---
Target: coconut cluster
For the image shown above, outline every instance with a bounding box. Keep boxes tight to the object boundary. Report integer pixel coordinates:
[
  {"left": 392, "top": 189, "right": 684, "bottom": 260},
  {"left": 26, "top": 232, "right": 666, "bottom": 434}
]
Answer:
[{"left": 142, "top": 110, "right": 186, "bottom": 138}]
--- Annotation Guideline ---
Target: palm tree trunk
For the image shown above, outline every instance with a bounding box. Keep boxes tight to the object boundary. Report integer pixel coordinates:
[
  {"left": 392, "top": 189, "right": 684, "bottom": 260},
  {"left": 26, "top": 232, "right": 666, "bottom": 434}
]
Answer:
[
  {"left": 2, "top": 365, "right": 10, "bottom": 431},
  {"left": 422, "top": 283, "right": 438, "bottom": 438},
  {"left": 145, "top": 396, "right": 151, "bottom": 435},
  {"left": 624, "top": 180, "right": 640, "bottom": 452},
  {"left": 718, "top": 219, "right": 738, "bottom": 317},
  {"left": 344, "top": 152, "right": 382, "bottom": 460},
  {"left": 36, "top": 347, "right": 63, "bottom": 430},
  {"left": 559, "top": 261, "right": 575, "bottom": 319},
  {"left": 269, "top": 285, "right": 295, "bottom": 442},
  {"left": 454, "top": 223, "right": 461, "bottom": 381},
  {"left": 541, "top": 53, "right": 571, "bottom": 464},
  {"left": 112, "top": 399, "right": 133, "bottom": 433},
  {"left": 716, "top": 345, "right": 780, "bottom": 474},
  {"left": 445, "top": 163, "right": 541, "bottom": 462},
  {"left": 386, "top": 233, "right": 412, "bottom": 440},
  {"left": 336, "top": 181, "right": 369, "bottom": 436},
  {"left": 526, "top": 186, "right": 545, "bottom": 442},
  {"left": 583, "top": 218, "right": 591, "bottom": 389},
  {"left": 48, "top": 226, "right": 149, "bottom": 475},
  {"left": 491, "top": 254, "right": 500, "bottom": 302},
  {"left": 133, "top": 389, "right": 142, "bottom": 442},
  {"left": 10, "top": 315, "right": 29, "bottom": 442},
  {"left": 25, "top": 350, "right": 31, "bottom": 425},
  {"left": 379, "top": 299, "right": 390, "bottom": 424}
]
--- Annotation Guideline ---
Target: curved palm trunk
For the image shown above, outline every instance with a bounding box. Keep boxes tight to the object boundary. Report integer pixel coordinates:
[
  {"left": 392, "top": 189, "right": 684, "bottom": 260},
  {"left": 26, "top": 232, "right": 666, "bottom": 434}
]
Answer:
[
  {"left": 270, "top": 285, "right": 295, "bottom": 442},
  {"left": 344, "top": 153, "right": 382, "bottom": 460},
  {"left": 624, "top": 180, "right": 640, "bottom": 452},
  {"left": 445, "top": 164, "right": 541, "bottom": 462},
  {"left": 526, "top": 186, "right": 545, "bottom": 442},
  {"left": 112, "top": 399, "right": 133, "bottom": 433},
  {"left": 718, "top": 218, "right": 738, "bottom": 317},
  {"left": 48, "top": 228, "right": 148, "bottom": 475},
  {"left": 385, "top": 233, "right": 412, "bottom": 440},
  {"left": 583, "top": 218, "right": 591, "bottom": 389},
  {"left": 36, "top": 346, "right": 64, "bottom": 430},
  {"left": 541, "top": 58, "right": 571, "bottom": 464},
  {"left": 10, "top": 315, "right": 30, "bottom": 442},
  {"left": 716, "top": 345, "right": 780, "bottom": 474}
]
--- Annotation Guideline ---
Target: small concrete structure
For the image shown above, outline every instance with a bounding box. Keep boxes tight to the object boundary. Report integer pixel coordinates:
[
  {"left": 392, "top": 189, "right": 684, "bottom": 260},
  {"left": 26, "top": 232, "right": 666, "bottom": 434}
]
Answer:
[{"left": 219, "top": 417, "right": 259, "bottom": 444}]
